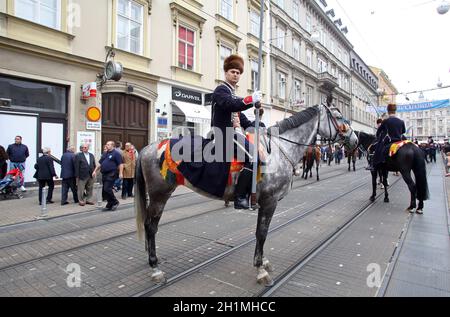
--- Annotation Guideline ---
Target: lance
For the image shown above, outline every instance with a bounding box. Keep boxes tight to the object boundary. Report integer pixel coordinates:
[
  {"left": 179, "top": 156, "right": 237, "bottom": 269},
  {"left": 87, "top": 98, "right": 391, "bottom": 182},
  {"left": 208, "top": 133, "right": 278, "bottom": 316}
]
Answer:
[{"left": 251, "top": 0, "right": 265, "bottom": 209}]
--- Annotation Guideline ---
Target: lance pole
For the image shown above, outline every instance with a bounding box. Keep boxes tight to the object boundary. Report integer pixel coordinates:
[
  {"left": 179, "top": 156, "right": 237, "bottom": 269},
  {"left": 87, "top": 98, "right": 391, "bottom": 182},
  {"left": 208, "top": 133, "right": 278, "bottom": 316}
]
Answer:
[{"left": 251, "top": 0, "right": 265, "bottom": 209}]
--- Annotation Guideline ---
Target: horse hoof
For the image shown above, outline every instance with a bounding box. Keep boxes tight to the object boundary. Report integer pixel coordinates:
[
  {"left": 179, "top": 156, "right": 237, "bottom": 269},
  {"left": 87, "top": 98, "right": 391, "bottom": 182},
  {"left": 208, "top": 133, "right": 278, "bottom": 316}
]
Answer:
[
  {"left": 384, "top": 198, "right": 390, "bottom": 203},
  {"left": 257, "top": 268, "right": 274, "bottom": 287},
  {"left": 262, "top": 258, "right": 274, "bottom": 273},
  {"left": 224, "top": 202, "right": 230, "bottom": 208},
  {"left": 151, "top": 269, "right": 167, "bottom": 284},
  {"left": 416, "top": 209, "right": 424, "bottom": 215},
  {"left": 370, "top": 197, "right": 375, "bottom": 202}
]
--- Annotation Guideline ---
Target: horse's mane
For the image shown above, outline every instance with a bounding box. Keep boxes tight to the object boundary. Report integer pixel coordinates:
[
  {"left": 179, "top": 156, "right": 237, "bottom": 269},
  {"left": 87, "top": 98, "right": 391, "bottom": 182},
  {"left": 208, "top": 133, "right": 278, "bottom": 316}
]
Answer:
[
  {"left": 356, "top": 131, "right": 377, "bottom": 149},
  {"left": 269, "top": 106, "right": 319, "bottom": 135}
]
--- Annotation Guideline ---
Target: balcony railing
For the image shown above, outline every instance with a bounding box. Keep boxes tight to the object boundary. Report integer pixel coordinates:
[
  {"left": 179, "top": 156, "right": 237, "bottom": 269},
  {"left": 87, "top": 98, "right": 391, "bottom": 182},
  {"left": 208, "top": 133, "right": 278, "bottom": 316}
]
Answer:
[{"left": 318, "top": 71, "right": 339, "bottom": 91}]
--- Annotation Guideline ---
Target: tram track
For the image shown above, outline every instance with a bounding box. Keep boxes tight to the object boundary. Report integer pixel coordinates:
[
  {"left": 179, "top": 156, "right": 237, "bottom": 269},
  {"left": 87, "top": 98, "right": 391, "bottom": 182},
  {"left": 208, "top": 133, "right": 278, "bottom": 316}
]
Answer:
[
  {"left": 258, "top": 176, "right": 404, "bottom": 297},
  {"left": 133, "top": 173, "right": 373, "bottom": 297},
  {"left": 0, "top": 165, "right": 367, "bottom": 282},
  {"left": 0, "top": 164, "right": 362, "bottom": 252}
]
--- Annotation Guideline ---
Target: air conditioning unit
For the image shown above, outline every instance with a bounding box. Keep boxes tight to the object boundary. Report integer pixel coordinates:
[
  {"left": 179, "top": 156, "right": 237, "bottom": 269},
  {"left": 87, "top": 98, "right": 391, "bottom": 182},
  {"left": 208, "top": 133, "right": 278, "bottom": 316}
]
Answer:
[{"left": 0, "top": 98, "right": 12, "bottom": 107}]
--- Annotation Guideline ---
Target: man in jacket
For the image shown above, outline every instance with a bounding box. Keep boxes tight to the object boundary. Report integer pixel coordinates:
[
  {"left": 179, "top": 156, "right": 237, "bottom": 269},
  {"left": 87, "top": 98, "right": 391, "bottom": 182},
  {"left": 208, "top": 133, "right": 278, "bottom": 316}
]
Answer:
[
  {"left": 370, "top": 104, "right": 406, "bottom": 170},
  {"left": 60, "top": 146, "right": 79, "bottom": 205},
  {"left": 210, "top": 54, "right": 261, "bottom": 209},
  {"left": 34, "top": 147, "right": 57, "bottom": 205},
  {"left": 74, "top": 144, "right": 96, "bottom": 206},
  {"left": 7, "top": 136, "right": 29, "bottom": 191},
  {"left": 121, "top": 142, "right": 136, "bottom": 200},
  {"left": 94, "top": 141, "right": 123, "bottom": 211}
]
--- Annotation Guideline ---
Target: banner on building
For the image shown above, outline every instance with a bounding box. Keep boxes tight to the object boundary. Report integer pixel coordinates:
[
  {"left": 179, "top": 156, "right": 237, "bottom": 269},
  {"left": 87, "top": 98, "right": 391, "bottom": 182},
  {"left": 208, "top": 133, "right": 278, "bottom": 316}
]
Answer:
[{"left": 367, "top": 99, "right": 450, "bottom": 113}]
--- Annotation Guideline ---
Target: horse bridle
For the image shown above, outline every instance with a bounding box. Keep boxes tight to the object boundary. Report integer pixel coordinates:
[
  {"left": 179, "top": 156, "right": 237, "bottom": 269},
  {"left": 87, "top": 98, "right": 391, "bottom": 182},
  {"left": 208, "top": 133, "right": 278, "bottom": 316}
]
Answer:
[
  {"left": 265, "top": 105, "right": 352, "bottom": 175},
  {"left": 269, "top": 105, "right": 351, "bottom": 148}
]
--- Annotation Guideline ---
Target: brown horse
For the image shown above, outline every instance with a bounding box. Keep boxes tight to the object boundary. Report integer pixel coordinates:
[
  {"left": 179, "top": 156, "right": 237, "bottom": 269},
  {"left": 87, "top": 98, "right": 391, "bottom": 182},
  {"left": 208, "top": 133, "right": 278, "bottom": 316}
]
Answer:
[{"left": 302, "top": 145, "right": 321, "bottom": 181}]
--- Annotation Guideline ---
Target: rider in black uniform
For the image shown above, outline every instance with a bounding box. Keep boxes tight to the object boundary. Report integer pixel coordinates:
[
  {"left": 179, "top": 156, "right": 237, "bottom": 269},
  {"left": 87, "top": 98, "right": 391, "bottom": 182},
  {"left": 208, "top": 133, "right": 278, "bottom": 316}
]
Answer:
[
  {"left": 369, "top": 104, "right": 406, "bottom": 171},
  {"left": 211, "top": 54, "right": 262, "bottom": 210}
]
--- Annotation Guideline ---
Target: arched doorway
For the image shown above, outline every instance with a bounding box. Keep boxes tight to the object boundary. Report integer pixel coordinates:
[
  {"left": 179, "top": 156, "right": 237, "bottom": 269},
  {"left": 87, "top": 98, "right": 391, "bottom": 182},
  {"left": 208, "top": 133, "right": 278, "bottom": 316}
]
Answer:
[{"left": 102, "top": 93, "right": 149, "bottom": 151}]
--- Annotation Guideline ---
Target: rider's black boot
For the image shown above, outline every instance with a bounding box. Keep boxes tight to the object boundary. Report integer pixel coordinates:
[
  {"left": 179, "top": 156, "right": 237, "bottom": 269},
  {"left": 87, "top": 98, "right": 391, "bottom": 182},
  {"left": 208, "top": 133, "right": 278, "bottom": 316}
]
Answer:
[{"left": 234, "top": 168, "right": 252, "bottom": 210}]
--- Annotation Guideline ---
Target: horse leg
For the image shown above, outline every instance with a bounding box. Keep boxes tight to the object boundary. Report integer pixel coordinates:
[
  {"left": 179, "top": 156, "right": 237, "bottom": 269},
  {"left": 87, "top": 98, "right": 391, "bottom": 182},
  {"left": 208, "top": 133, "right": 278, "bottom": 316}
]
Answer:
[
  {"left": 254, "top": 198, "right": 277, "bottom": 287},
  {"left": 353, "top": 158, "right": 356, "bottom": 172},
  {"left": 145, "top": 194, "right": 171, "bottom": 283},
  {"left": 316, "top": 161, "right": 320, "bottom": 181},
  {"left": 400, "top": 170, "right": 417, "bottom": 213},
  {"left": 370, "top": 171, "right": 377, "bottom": 202},
  {"left": 382, "top": 170, "right": 390, "bottom": 203},
  {"left": 416, "top": 200, "right": 424, "bottom": 215},
  {"left": 348, "top": 156, "right": 351, "bottom": 172}
]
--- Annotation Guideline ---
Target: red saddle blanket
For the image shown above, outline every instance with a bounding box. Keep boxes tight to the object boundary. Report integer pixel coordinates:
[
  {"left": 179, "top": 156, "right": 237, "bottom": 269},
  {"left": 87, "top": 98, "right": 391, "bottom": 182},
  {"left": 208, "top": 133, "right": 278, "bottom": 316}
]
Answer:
[
  {"left": 157, "top": 139, "right": 261, "bottom": 187},
  {"left": 389, "top": 140, "right": 416, "bottom": 157}
]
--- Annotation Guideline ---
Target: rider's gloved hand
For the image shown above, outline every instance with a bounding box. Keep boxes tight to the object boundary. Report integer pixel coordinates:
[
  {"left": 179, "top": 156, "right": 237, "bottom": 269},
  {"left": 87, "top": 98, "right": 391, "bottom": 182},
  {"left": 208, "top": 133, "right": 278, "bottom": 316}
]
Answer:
[{"left": 243, "top": 91, "right": 262, "bottom": 105}]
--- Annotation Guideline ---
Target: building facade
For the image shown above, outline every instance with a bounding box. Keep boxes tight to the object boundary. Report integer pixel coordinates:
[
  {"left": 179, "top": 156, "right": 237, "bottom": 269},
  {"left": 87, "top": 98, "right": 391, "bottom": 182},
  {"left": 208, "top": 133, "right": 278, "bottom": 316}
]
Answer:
[
  {"left": 0, "top": 0, "right": 158, "bottom": 184},
  {"left": 350, "top": 50, "right": 378, "bottom": 134},
  {"left": 269, "top": 0, "right": 353, "bottom": 124},
  {"left": 150, "top": 0, "right": 271, "bottom": 141},
  {"left": 397, "top": 99, "right": 450, "bottom": 142},
  {"left": 369, "top": 66, "right": 398, "bottom": 107}
]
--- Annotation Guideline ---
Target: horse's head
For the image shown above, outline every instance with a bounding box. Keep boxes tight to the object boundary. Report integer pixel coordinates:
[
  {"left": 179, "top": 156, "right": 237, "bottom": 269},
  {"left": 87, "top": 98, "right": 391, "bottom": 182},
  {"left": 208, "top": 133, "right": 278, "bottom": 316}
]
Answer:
[{"left": 318, "top": 104, "right": 358, "bottom": 151}]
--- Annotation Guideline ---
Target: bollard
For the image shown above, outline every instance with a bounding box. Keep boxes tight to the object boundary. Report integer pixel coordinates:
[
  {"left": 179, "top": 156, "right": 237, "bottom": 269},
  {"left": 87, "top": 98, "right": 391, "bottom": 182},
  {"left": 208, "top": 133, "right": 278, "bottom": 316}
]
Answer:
[
  {"left": 37, "top": 187, "right": 48, "bottom": 219},
  {"left": 95, "top": 183, "right": 103, "bottom": 209}
]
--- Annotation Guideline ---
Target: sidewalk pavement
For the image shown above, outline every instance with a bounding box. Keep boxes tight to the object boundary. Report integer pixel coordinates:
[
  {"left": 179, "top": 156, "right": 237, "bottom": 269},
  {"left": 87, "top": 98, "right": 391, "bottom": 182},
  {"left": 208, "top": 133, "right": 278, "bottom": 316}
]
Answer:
[
  {"left": 0, "top": 183, "right": 193, "bottom": 227},
  {"left": 384, "top": 160, "right": 450, "bottom": 296}
]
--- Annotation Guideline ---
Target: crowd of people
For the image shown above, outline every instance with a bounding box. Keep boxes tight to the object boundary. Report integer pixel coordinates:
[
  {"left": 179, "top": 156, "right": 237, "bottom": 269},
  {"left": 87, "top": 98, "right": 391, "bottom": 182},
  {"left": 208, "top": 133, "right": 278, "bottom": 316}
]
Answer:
[{"left": 0, "top": 136, "right": 138, "bottom": 212}]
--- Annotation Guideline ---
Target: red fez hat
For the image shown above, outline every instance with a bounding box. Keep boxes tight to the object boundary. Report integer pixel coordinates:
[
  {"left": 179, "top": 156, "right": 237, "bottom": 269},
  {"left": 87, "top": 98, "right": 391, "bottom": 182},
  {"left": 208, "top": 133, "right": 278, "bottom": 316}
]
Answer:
[{"left": 224, "top": 54, "right": 244, "bottom": 74}]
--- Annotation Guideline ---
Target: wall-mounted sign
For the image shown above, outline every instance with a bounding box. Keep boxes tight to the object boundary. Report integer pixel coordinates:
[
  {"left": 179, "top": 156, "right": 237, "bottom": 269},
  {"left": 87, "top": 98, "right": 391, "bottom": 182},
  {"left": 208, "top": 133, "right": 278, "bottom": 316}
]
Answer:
[
  {"left": 77, "top": 131, "right": 96, "bottom": 152},
  {"left": 172, "top": 87, "right": 202, "bottom": 105},
  {"left": 82, "top": 82, "right": 97, "bottom": 99},
  {"left": 86, "top": 107, "right": 101, "bottom": 122},
  {"left": 86, "top": 121, "right": 101, "bottom": 131},
  {"left": 204, "top": 93, "right": 213, "bottom": 106}
]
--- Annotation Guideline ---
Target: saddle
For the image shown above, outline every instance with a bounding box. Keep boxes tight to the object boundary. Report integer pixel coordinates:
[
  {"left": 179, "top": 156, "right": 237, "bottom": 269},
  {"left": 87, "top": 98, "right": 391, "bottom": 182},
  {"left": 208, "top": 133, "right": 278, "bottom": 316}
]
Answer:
[
  {"left": 389, "top": 140, "right": 416, "bottom": 157},
  {"left": 157, "top": 137, "right": 262, "bottom": 189}
]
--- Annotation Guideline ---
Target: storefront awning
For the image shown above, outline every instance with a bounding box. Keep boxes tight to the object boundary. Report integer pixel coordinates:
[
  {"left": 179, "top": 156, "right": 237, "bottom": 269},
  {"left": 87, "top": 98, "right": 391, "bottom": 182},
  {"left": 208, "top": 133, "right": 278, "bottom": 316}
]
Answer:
[{"left": 172, "top": 101, "right": 211, "bottom": 124}]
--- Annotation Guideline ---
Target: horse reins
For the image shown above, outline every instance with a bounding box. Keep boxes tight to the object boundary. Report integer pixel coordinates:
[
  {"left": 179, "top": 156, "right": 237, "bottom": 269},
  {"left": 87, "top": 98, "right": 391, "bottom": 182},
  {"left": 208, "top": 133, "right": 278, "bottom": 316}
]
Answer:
[{"left": 265, "top": 105, "right": 351, "bottom": 176}]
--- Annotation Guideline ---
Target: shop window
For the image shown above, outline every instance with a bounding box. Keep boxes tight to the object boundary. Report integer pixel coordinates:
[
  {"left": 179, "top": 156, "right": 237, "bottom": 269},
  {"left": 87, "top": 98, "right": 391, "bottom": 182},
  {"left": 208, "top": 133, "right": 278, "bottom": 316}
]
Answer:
[{"left": 0, "top": 75, "right": 66, "bottom": 114}]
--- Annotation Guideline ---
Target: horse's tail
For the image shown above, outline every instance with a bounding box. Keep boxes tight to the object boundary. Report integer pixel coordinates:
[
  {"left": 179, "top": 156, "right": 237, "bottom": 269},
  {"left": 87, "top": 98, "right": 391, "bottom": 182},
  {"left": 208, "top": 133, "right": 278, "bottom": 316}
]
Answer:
[
  {"left": 412, "top": 145, "right": 430, "bottom": 201},
  {"left": 135, "top": 153, "right": 147, "bottom": 241}
]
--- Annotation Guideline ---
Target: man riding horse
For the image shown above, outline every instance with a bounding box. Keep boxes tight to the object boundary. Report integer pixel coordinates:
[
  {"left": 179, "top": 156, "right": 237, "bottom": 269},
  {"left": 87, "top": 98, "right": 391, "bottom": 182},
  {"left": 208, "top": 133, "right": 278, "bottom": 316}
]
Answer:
[
  {"left": 210, "top": 54, "right": 262, "bottom": 210},
  {"left": 368, "top": 104, "right": 406, "bottom": 171}
]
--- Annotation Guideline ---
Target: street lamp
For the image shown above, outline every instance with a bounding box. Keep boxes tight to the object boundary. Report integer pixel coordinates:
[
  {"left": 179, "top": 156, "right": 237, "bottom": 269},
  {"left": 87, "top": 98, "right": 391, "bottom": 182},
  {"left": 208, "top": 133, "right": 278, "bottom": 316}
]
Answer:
[{"left": 437, "top": 0, "right": 450, "bottom": 14}]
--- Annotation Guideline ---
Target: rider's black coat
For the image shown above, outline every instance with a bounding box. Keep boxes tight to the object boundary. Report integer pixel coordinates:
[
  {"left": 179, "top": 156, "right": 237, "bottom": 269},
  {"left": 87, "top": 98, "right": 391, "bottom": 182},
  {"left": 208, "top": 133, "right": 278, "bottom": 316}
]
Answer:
[
  {"left": 373, "top": 116, "right": 406, "bottom": 166},
  {"left": 176, "top": 82, "right": 254, "bottom": 198}
]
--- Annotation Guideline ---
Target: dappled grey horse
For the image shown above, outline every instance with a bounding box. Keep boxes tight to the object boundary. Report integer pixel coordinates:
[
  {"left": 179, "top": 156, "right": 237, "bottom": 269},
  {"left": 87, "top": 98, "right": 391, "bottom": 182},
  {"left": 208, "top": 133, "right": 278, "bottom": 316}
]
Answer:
[{"left": 135, "top": 104, "right": 358, "bottom": 286}]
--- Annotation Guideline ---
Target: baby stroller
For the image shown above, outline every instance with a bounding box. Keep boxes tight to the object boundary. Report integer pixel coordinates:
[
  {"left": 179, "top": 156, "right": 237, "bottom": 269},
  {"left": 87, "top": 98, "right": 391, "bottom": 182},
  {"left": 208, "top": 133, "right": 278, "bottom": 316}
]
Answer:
[{"left": 0, "top": 168, "right": 24, "bottom": 200}]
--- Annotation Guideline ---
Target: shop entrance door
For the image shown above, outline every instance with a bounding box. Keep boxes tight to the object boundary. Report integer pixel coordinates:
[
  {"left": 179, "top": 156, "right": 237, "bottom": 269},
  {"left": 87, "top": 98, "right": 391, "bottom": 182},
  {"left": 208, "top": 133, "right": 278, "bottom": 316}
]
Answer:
[{"left": 102, "top": 93, "right": 149, "bottom": 151}]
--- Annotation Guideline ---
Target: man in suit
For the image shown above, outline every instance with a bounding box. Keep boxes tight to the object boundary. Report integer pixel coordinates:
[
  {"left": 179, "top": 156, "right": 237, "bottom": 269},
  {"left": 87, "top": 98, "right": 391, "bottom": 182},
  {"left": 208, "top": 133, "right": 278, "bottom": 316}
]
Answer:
[
  {"left": 60, "top": 146, "right": 79, "bottom": 205},
  {"left": 74, "top": 144, "right": 96, "bottom": 206},
  {"left": 34, "top": 147, "right": 57, "bottom": 205}
]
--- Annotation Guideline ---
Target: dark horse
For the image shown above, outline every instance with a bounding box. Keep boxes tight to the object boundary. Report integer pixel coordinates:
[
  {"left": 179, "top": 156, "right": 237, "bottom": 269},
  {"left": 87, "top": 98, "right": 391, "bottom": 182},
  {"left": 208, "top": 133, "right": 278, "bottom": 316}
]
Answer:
[
  {"left": 302, "top": 145, "right": 321, "bottom": 181},
  {"left": 135, "top": 104, "right": 358, "bottom": 286},
  {"left": 357, "top": 132, "right": 429, "bottom": 214}
]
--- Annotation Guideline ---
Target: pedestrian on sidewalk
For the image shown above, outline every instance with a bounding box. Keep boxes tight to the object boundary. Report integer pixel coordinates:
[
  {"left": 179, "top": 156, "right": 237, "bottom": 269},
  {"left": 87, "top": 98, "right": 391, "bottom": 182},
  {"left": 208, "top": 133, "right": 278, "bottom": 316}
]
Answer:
[
  {"left": 6, "top": 136, "right": 29, "bottom": 192},
  {"left": 74, "top": 144, "right": 96, "bottom": 206},
  {"left": 113, "top": 141, "right": 123, "bottom": 192},
  {"left": 121, "top": 142, "right": 136, "bottom": 200},
  {"left": 60, "top": 146, "right": 79, "bottom": 205},
  {"left": 94, "top": 141, "right": 123, "bottom": 211},
  {"left": 34, "top": 147, "right": 57, "bottom": 205},
  {"left": 0, "top": 145, "right": 8, "bottom": 179}
]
